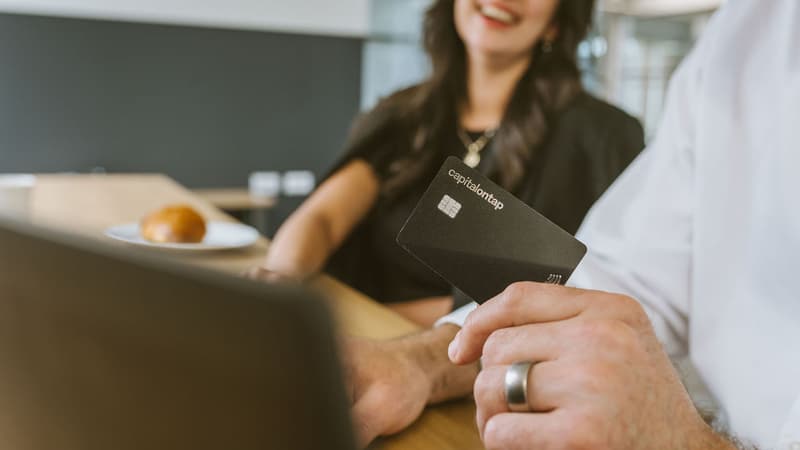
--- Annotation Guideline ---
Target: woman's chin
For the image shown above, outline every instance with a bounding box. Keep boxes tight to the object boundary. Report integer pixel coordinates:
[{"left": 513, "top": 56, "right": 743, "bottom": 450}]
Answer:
[{"left": 466, "top": 42, "right": 531, "bottom": 64}]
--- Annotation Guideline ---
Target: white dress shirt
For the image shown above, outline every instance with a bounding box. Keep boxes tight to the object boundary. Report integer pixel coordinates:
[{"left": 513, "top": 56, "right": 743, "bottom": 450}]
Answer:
[{"left": 437, "top": 1, "right": 800, "bottom": 447}]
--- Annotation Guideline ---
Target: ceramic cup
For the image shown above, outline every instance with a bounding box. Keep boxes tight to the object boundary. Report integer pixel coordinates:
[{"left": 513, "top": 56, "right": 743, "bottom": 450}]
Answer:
[{"left": 0, "top": 174, "right": 36, "bottom": 220}]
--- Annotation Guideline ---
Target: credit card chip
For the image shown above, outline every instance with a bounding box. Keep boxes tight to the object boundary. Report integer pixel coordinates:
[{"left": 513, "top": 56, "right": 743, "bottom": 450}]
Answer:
[{"left": 437, "top": 194, "right": 462, "bottom": 219}]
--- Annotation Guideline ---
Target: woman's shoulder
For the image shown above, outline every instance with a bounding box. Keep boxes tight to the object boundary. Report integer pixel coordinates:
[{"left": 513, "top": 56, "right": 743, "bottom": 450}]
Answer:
[
  {"left": 350, "top": 84, "right": 425, "bottom": 136},
  {"left": 366, "top": 84, "right": 425, "bottom": 120},
  {"left": 349, "top": 84, "right": 421, "bottom": 135},
  {"left": 553, "top": 92, "right": 645, "bottom": 158},
  {"left": 560, "top": 92, "right": 642, "bottom": 134},
  {"left": 336, "top": 84, "right": 426, "bottom": 179}
]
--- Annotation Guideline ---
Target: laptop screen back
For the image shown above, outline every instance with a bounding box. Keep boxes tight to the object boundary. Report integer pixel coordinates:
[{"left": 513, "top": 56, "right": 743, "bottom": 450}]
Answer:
[{"left": 0, "top": 218, "right": 356, "bottom": 450}]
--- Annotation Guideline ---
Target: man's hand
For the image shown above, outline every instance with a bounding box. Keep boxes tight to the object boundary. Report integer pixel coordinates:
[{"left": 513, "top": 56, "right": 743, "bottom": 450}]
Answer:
[
  {"left": 343, "top": 325, "right": 479, "bottom": 448},
  {"left": 448, "top": 282, "right": 736, "bottom": 450},
  {"left": 344, "top": 337, "right": 431, "bottom": 447}
]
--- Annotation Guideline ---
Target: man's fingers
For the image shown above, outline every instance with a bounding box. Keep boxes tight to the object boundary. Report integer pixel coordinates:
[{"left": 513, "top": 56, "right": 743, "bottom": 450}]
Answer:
[
  {"left": 450, "top": 282, "right": 588, "bottom": 364},
  {"left": 478, "top": 322, "right": 570, "bottom": 367},
  {"left": 473, "top": 362, "right": 563, "bottom": 438},
  {"left": 351, "top": 388, "right": 391, "bottom": 448},
  {"left": 483, "top": 412, "right": 566, "bottom": 450},
  {"left": 352, "top": 383, "right": 426, "bottom": 449},
  {"left": 450, "top": 283, "right": 650, "bottom": 365}
]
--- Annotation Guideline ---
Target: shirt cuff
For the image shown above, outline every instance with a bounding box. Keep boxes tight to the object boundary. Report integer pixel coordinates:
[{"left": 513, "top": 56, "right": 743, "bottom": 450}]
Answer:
[{"left": 434, "top": 302, "right": 478, "bottom": 328}]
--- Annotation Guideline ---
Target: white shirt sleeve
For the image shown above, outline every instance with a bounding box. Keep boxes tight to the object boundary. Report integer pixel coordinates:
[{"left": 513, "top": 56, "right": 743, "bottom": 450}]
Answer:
[
  {"left": 434, "top": 302, "right": 477, "bottom": 328},
  {"left": 567, "top": 16, "right": 721, "bottom": 357}
]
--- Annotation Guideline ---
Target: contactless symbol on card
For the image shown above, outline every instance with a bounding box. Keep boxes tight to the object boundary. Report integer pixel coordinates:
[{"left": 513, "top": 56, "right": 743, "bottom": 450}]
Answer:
[
  {"left": 545, "top": 274, "right": 563, "bottom": 284},
  {"left": 437, "top": 194, "right": 462, "bottom": 219}
]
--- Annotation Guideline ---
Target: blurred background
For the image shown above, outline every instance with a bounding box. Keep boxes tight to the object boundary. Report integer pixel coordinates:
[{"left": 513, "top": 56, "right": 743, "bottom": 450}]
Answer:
[{"left": 0, "top": 0, "right": 721, "bottom": 234}]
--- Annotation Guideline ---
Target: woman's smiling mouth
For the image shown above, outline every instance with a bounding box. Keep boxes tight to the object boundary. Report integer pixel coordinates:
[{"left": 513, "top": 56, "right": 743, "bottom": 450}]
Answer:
[{"left": 478, "top": 3, "right": 519, "bottom": 26}]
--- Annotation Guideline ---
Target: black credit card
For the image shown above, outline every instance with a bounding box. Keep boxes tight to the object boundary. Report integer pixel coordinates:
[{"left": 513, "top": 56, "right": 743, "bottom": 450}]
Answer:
[{"left": 397, "top": 156, "right": 587, "bottom": 304}]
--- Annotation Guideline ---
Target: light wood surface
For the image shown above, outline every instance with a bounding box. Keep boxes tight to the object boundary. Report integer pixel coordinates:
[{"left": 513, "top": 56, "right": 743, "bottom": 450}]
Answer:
[{"left": 29, "top": 174, "right": 483, "bottom": 450}]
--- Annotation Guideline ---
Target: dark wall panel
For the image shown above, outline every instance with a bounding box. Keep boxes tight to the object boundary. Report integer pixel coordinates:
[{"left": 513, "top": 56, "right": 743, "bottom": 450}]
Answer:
[{"left": 0, "top": 13, "right": 362, "bottom": 188}]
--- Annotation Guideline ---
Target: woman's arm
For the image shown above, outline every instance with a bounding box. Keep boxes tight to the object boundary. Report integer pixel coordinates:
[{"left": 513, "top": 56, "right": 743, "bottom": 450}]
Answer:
[{"left": 259, "top": 159, "right": 380, "bottom": 279}]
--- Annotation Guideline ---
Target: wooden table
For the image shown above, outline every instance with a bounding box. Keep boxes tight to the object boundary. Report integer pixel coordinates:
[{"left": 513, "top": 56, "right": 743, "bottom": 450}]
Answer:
[
  {"left": 30, "top": 174, "right": 483, "bottom": 450},
  {"left": 192, "top": 188, "right": 276, "bottom": 212}
]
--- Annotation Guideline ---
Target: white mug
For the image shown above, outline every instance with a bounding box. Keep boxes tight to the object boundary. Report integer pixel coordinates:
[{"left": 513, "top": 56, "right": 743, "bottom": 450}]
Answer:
[
  {"left": 249, "top": 171, "right": 281, "bottom": 198},
  {"left": 0, "top": 174, "right": 36, "bottom": 220}
]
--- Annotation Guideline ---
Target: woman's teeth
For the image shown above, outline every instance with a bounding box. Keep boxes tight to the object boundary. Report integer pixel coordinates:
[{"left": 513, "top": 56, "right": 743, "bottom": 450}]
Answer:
[{"left": 480, "top": 5, "right": 516, "bottom": 24}]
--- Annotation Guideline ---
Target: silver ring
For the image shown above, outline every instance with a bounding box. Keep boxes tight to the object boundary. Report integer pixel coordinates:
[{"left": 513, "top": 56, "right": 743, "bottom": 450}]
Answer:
[{"left": 504, "top": 361, "right": 534, "bottom": 412}]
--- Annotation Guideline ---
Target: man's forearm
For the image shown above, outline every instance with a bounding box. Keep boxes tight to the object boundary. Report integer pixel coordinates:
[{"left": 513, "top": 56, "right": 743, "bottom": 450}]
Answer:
[{"left": 398, "top": 324, "right": 478, "bottom": 404}]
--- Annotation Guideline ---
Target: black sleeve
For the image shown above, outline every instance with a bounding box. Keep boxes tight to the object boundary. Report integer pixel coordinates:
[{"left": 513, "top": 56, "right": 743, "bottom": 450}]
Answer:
[{"left": 323, "top": 99, "right": 405, "bottom": 182}]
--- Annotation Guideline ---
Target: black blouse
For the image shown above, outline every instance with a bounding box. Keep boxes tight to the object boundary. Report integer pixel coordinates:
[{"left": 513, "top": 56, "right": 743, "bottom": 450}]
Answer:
[{"left": 324, "top": 91, "right": 645, "bottom": 307}]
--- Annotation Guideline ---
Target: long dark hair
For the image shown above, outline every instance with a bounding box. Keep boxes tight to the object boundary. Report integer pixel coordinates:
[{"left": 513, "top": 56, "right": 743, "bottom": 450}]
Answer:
[{"left": 351, "top": 0, "right": 595, "bottom": 198}]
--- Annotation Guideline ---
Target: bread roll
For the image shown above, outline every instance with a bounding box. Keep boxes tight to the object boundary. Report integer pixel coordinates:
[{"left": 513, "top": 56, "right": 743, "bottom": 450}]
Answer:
[{"left": 141, "top": 205, "right": 207, "bottom": 244}]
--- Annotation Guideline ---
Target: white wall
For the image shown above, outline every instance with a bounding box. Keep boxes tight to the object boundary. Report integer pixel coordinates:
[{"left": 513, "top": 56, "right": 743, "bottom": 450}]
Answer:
[
  {"left": 0, "top": 0, "right": 370, "bottom": 37},
  {"left": 602, "top": 0, "right": 723, "bottom": 16},
  {"left": 361, "top": 0, "right": 431, "bottom": 109}
]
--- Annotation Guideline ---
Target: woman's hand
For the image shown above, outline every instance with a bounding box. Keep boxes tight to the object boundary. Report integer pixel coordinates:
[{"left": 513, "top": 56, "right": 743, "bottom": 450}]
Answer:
[{"left": 242, "top": 266, "right": 305, "bottom": 283}]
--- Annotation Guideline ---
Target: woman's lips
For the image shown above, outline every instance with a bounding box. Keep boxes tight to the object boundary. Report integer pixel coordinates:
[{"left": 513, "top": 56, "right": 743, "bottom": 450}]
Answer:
[{"left": 478, "top": 4, "right": 518, "bottom": 25}]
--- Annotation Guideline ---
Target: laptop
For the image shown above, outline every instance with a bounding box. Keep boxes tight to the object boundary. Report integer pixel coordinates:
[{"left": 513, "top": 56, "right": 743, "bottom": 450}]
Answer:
[{"left": 0, "top": 217, "right": 357, "bottom": 450}]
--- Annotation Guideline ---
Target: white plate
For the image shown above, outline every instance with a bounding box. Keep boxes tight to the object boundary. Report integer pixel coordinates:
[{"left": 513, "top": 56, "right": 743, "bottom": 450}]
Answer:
[{"left": 104, "top": 221, "right": 260, "bottom": 251}]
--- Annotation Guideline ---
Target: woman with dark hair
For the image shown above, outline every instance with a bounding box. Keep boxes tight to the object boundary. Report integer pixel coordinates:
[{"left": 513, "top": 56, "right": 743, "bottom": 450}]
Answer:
[{"left": 250, "top": 0, "right": 644, "bottom": 326}]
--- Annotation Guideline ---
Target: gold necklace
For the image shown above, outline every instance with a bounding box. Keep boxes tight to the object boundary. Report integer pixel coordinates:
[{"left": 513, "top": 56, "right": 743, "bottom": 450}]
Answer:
[{"left": 458, "top": 127, "right": 497, "bottom": 168}]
